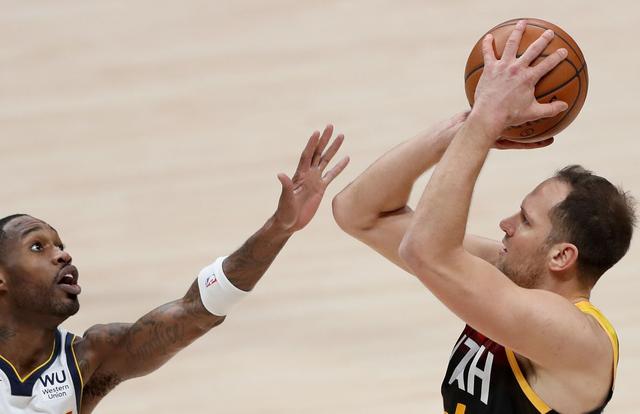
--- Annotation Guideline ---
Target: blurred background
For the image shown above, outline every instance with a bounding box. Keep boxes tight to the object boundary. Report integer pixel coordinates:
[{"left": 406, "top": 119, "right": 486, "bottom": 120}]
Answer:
[{"left": 1, "top": 1, "right": 638, "bottom": 412}]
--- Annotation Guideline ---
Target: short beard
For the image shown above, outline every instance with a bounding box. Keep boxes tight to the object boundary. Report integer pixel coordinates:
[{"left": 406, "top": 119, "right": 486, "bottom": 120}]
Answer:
[
  {"left": 497, "top": 258, "right": 543, "bottom": 288},
  {"left": 50, "top": 295, "right": 80, "bottom": 317},
  {"left": 497, "top": 243, "right": 549, "bottom": 289},
  {"left": 12, "top": 282, "right": 79, "bottom": 320}
]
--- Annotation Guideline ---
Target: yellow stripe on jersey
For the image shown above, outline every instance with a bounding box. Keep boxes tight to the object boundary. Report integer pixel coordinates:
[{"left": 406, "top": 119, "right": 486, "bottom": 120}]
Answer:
[
  {"left": 505, "top": 300, "right": 618, "bottom": 413},
  {"left": 575, "top": 301, "right": 619, "bottom": 385},
  {"left": 70, "top": 334, "right": 84, "bottom": 408},
  {"left": 505, "top": 349, "right": 552, "bottom": 413},
  {"left": 0, "top": 338, "right": 56, "bottom": 383}
]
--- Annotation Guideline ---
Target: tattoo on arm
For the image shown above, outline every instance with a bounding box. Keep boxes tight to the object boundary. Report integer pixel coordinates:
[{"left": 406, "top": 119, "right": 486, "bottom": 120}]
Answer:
[
  {"left": 223, "top": 217, "right": 291, "bottom": 291},
  {"left": 127, "top": 284, "right": 222, "bottom": 374},
  {"left": 0, "top": 326, "right": 16, "bottom": 343},
  {"left": 122, "top": 305, "right": 187, "bottom": 361},
  {"left": 81, "top": 282, "right": 223, "bottom": 390},
  {"left": 83, "top": 370, "right": 123, "bottom": 399}
]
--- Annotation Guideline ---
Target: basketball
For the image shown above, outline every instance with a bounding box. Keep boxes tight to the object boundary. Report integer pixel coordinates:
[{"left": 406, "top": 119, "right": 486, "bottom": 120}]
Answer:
[{"left": 464, "top": 18, "right": 588, "bottom": 142}]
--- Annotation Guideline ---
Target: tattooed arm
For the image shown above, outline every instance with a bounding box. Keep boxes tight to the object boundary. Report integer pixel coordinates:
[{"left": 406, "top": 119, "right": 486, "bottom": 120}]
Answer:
[{"left": 74, "top": 125, "right": 349, "bottom": 413}]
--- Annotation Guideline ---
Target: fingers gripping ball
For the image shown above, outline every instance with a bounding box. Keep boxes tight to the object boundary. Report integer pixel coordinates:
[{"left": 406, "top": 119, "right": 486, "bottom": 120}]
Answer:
[{"left": 465, "top": 18, "right": 588, "bottom": 142}]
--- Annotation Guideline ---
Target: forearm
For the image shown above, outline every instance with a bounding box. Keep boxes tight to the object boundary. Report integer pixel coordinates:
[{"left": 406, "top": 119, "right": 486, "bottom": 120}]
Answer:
[
  {"left": 402, "top": 113, "right": 496, "bottom": 258},
  {"left": 162, "top": 213, "right": 293, "bottom": 335},
  {"left": 334, "top": 126, "right": 453, "bottom": 226},
  {"left": 222, "top": 215, "right": 291, "bottom": 291}
]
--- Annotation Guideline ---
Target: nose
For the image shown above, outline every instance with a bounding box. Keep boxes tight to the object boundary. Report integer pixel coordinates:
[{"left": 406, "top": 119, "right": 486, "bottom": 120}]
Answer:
[
  {"left": 53, "top": 249, "right": 72, "bottom": 266},
  {"left": 499, "top": 216, "right": 515, "bottom": 237}
]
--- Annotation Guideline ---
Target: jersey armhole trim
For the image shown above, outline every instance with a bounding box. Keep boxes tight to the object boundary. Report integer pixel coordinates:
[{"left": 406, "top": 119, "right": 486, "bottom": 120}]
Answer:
[
  {"left": 505, "top": 349, "right": 552, "bottom": 413},
  {"left": 70, "top": 335, "right": 84, "bottom": 389},
  {"left": 575, "top": 301, "right": 619, "bottom": 387},
  {"left": 66, "top": 334, "right": 84, "bottom": 414}
]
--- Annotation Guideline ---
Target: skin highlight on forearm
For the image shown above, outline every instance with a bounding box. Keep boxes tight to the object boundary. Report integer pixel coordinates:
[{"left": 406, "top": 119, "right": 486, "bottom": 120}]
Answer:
[{"left": 223, "top": 216, "right": 291, "bottom": 292}]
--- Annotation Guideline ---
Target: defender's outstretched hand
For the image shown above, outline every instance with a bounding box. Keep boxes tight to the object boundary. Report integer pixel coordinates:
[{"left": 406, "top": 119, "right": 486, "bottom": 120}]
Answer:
[
  {"left": 275, "top": 125, "right": 349, "bottom": 233},
  {"left": 473, "top": 20, "right": 569, "bottom": 138}
]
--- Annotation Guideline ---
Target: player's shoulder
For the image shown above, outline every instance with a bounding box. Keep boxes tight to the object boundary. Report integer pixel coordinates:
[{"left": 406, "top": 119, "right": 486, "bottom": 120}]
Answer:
[
  {"left": 575, "top": 301, "right": 618, "bottom": 368},
  {"left": 71, "top": 323, "right": 133, "bottom": 380}
]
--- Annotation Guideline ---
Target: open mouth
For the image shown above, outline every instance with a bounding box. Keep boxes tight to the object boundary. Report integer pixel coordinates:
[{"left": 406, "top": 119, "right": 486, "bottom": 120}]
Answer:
[{"left": 57, "top": 265, "right": 81, "bottom": 295}]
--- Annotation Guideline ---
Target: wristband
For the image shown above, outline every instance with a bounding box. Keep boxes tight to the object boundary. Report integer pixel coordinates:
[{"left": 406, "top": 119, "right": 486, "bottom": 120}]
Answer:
[{"left": 197, "top": 256, "right": 248, "bottom": 316}]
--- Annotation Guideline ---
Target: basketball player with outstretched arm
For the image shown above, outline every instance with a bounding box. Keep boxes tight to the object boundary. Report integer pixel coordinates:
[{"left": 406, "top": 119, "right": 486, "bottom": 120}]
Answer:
[
  {"left": 333, "top": 20, "right": 635, "bottom": 413},
  {"left": 0, "top": 126, "right": 349, "bottom": 413}
]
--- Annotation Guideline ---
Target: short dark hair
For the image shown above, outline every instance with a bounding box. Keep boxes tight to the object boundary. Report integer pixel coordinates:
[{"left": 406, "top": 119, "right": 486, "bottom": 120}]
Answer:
[
  {"left": 548, "top": 166, "right": 636, "bottom": 285},
  {"left": 0, "top": 214, "right": 29, "bottom": 263}
]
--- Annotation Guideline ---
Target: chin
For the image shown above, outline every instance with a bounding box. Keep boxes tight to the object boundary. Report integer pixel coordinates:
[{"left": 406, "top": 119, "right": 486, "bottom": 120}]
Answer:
[{"left": 52, "top": 297, "right": 80, "bottom": 318}]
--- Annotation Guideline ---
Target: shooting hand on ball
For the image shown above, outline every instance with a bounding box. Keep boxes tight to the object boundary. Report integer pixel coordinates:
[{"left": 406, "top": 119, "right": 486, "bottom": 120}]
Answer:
[{"left": 472, "top": 20, "right": 569, "bottom": 139}]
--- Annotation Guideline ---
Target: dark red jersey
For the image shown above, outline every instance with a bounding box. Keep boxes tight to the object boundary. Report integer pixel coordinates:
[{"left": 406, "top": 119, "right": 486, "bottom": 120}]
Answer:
[{"left": 441, "top": 301, "right": 618, "bottom": 414}]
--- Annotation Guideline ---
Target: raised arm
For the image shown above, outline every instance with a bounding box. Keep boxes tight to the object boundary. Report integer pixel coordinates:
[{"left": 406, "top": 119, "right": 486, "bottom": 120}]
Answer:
[
  {"left": 331, "top": 113, "right": 549, "bottom": 272},
  {"left": 333, "top": 113, "right": 471, "bottom": 272},
  {"left": 75, "top": 125, "right": 349, "bottom": 411}
]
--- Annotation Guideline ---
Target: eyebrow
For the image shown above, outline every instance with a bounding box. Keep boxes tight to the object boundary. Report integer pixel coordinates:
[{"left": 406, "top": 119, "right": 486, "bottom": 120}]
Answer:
[{"left": 520, "top": 205, "right": 533, "bottom": 223}]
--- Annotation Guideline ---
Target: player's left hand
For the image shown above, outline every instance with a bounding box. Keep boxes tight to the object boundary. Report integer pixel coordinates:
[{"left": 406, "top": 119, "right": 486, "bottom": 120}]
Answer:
[
  {"left": 493, "top": 137, "right": 554, "bottom": 150},
  {"left": 274, "top": 125, "right": 349, "bottom": 234}
]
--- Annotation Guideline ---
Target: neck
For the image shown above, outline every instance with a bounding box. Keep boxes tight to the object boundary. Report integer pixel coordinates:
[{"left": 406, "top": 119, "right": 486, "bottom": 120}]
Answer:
[
  {"left": 0, "top": 309, "right": 59, "bottom": 378},
  {"left": 538, "top": 273, "right": 591, "bottom": 303}
]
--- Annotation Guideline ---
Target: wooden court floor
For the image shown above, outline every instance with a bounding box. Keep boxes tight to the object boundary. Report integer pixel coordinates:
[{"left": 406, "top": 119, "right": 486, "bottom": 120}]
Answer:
[{"left": 2, "top": 1, "right": 639, "bottom": 412}]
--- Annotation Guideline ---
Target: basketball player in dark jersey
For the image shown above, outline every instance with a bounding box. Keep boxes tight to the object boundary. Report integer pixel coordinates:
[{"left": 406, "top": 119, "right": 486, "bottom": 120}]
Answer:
[
  {"left": 333, "top": 20, "right": 635, "bottom": 413},
  {"left": 0, "top": 126, "right": 349, "bottom": 413}
]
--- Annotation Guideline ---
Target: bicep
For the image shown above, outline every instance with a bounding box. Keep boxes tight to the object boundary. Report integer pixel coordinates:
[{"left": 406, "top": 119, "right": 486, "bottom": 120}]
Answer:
[
  {"left": 424, "top": 252, "right": 598, "bottom": 370},
  {"left": 82, "top": 281, "right": 224, "bottom": 383}
]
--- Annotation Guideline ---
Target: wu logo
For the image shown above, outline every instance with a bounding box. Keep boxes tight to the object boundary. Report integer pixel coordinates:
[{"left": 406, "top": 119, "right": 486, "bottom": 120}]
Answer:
[
  {"left": 448, "top": 334, "right": 494, "bottom": 405},
  {"left": 40, "top": 370, "right": 67, "bottom": 387}
]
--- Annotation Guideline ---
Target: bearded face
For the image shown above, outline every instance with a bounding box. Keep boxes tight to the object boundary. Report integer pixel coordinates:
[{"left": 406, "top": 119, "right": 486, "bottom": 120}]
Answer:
[
  {"left": 0, "top": 216, "right": 80, "bottom": 324},
  {"left": 496, "top": 179, "right": 571, "bottom": 289},
  {"left": 7, "top": 269, "right": 80, "bottom": 318},
  {"left": 496, "top": 241, "right": 549, "bottom": 289}
]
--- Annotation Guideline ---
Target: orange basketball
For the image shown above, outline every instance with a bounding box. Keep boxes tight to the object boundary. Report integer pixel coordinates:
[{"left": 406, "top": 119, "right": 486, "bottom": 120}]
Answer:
[{"left": 464, "top": 18, "right": 588, "bottom": 142}]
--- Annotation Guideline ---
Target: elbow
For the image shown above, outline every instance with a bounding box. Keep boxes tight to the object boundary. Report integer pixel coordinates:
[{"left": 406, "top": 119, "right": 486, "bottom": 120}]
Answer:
[
  {"left": 399, "top": 233, "right": 466, "bottom": 285},
  {"left": 332, "top": 191, "right": 365, "bottom": 235},
  {"left": 398, "top": 232, "right": 444, "bottom": 277},
  {"left": 398, "top": 235, "right": 426, "bottom": 272}
]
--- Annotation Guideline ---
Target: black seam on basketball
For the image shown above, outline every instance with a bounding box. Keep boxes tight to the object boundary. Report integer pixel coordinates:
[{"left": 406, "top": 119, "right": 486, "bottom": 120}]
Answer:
[
  {"left": 534, "top": 68, "right": 583, "bottom": 138},
  {"left": 464, "top": 53, "right": 551, "bottom": 82},
  {"left": 466, "top": 60, "right": 585, "bottom": 85},
  {"left": 508, "top": 66, "right": 584, "bottom": 138},
  {"left": 534, "top": 59, "right": 582, "bottom": 99},
  {"left": 482, "top": 21, "right": 585, "bottom": 64},
  {"left": 464, "top": 63, "right": 483, "bottom": 82},
  {"left": 464, "top": 53, "right": 585, "bottom": 83}
]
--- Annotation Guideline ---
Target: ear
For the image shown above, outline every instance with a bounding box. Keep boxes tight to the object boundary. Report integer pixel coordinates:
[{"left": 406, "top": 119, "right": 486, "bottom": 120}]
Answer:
[{"left": 548, "top": 243, "right": 579, "bottom": 273}]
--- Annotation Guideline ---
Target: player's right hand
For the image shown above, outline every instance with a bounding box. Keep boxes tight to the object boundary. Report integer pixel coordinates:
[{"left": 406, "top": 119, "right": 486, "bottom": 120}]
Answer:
[{"left": 472, "top": 20, "right": 569, "bottom": 138}]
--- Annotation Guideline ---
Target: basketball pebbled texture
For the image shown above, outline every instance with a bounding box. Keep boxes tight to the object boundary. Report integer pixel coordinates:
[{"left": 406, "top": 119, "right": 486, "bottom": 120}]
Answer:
[{"left": 464, "top": 18, "right": 588, "bottom": 142}]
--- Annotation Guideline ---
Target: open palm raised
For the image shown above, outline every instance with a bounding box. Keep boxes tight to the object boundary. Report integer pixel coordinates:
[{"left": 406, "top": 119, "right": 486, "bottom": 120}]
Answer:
[{"left": 275, "top": 125, "right": 349, "bottom": 234}]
